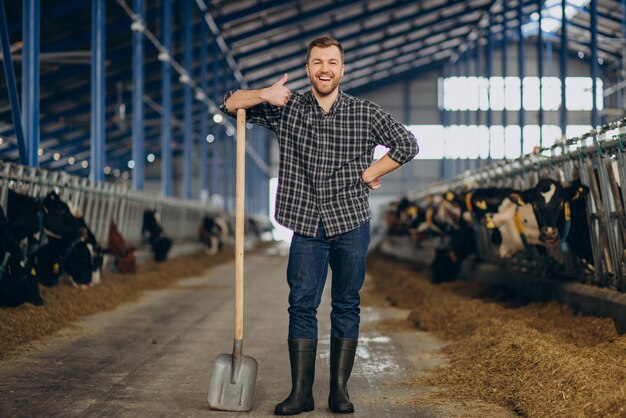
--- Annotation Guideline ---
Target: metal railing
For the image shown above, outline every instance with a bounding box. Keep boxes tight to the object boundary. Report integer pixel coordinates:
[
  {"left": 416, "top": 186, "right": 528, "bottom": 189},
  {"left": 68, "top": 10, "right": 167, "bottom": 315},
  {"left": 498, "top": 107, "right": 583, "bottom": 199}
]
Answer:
[
  {"left": 0, "top": 161, "right": 248, "bottom": 248},
  {"left": 406, "top": 119, "right": 626, "bottom": 292}
]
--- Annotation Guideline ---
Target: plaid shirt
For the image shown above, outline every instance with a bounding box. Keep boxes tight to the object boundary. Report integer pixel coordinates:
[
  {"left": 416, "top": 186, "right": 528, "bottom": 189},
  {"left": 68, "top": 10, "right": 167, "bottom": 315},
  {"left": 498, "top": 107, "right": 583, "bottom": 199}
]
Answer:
[{"left": 220, "top": 89, "right": 418, "bottom": 237}]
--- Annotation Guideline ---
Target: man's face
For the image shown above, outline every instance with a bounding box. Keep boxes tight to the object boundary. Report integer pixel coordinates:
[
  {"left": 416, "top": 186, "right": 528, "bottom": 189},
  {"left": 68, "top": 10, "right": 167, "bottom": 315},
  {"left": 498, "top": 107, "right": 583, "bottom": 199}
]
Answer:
[{"left": 306, "top": 46, "right": 345, "bottom": 96}]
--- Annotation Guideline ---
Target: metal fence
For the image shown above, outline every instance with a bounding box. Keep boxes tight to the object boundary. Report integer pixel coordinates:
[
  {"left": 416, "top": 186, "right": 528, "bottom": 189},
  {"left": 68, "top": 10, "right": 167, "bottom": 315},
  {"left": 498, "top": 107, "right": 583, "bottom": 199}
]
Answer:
[
  {"left": 0, "top": 161, "right": 255, "bottom": 248},
  {"left": 407, "top": 119, "right": 626, "bottom": 292}
]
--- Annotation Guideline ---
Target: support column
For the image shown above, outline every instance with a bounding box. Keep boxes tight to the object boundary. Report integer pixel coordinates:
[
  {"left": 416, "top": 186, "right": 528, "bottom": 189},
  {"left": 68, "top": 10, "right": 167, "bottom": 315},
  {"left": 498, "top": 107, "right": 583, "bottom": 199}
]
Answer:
[
  {"left": 182, "top": 0, "right": 193, "bottom": 199},
  {"left": 199, "top": 15, "right": 209, "bottom": 202},
  {"left": 131, "top": 0, "right": 145, "bottom": 190},
  {"left": 590, "top": 0, "right": 598, "bottom": 128},
  {"left": 487, "top": 14, "right": 493, "bottom": 161},
  {"left": 161, "top": 0, "right": 173, "bottom": 196},
  {"left": 91, "top": 0, "right": 105, "bottom": 182},
  {"left": 22, "top": 0, "right": 40, "bottom": 167},
  {"left": 518, "top": 0, "right": 525, "bottom": 156},
  {"left": 0, "top": 0, "right": 27, "bottom": 164},
  {"left": 211, "top": 42, "right": 221, "bottom": 202},
  {"left": 538, "top": 0, "right": 544, "bottom": 147},
  {"left": 502, "top": 0, "right": 508, "bottom": 156},
  {"left": 560, "top": 0, "right": 568, "bottom": 135}
]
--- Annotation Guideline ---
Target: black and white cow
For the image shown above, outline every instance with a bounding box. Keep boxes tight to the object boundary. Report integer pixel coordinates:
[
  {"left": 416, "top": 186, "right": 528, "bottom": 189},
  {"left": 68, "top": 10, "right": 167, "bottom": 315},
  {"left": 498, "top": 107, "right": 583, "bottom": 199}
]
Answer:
[
  {"left": 142, "top": 209, "right": 172, "bottom": 262},
  {"left": 468, "top": 188, "right": 542, "bottom": 259},
  {"left": 199, "top": 215, "right": 225, "bottom": 255},
  {"left": 431, "top": 190, "right": 476, "bottom": 283},
  {"left": 7, "top": 190, "right": 100, "bottom": 287},
  {"left": 508, "top": 178, "right": 591, "bottom": 266},
  {"left": 0, "top": 205, "right": 43, "bottom": 307}
]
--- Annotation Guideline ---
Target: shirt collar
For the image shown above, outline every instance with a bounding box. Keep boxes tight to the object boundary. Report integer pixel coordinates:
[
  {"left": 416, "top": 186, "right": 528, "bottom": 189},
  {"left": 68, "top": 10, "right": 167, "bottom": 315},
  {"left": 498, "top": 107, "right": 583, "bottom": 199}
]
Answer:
[{"left": 305, "top": 88, "right": 345, "bottom": 114}]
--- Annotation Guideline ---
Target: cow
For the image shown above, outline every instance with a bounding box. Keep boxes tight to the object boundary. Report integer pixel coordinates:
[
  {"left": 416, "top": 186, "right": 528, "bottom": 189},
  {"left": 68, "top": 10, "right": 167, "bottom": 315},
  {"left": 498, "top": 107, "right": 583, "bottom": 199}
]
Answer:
[
  {"left": 7, "top": 189, "right": 100, "bottom": 288},
  {"left": 0, "top": 206, "right": 43, "bottom": 307},
  {"left": 107, "top": 219, "right": 136, "bottom": 273},
  {"left": 430, "top": 190, "right": 476, "bottom": 283},
  {"left": 199, "top": 215, "right": 224, "bottom": 255},
  {"left": 142, "top": 209, "right": 172, "bottom": 262},
  {"left": 508, "top": 178, "right": 592, "bottom": 268}
]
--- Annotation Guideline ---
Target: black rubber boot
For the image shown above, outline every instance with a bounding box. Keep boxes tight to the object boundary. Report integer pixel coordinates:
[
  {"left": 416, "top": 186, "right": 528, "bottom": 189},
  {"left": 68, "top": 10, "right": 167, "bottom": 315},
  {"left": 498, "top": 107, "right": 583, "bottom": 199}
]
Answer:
[
  {"left": 274, "top": 339, "right": 317, "bottom": 416},
  {"left": 328, "top": 337, "right": 358, "bottom": 413}
]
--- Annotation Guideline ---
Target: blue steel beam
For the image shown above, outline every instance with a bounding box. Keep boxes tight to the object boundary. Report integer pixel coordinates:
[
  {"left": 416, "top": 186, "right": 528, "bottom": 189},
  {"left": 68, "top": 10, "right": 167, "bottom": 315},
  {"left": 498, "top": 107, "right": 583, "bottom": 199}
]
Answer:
[
  {"left": 132, "top": 0, "right": 145, "bottom": 190},
  {"left": 538, "top": 0, "right": 544, "bottom": 148},
  {"left": 464, "top": 50, "right": 470, "bottom": 126},
  {"left": 90, "top": 0, "right": 105, "bottom": 182},
  {"left": 211, "top": 43, "right": 221, "bottom": 201},
  {"left": 502, "top": 0, "right": 508, "bottom": 134},
  {"left": 199, "top": 15, "right": 209, "bottom": 199},
  {"left": 519, "top": 0, "right": 525, "bottom": 156},
  {"left": 182, "top": 0, "right": 193, "bottom": 200},
  {"left": 0, "top": 0, "right": 27, "bottom": 164},
  {"left": 487, "top": 14, "right": 493, "bottom": 161},
  {"left": 161, "top": 0, "right": 173, "bottom": 196},
  {"left": 560, "top": 0, "right": 568, "bottom": 134},
  {"left": 22, "top": 0, "right": 40, "bottom": 167},
  {"left": 591, "top": 0, "right": 598, "bottom": 128},
  {"left": 622, "top": 0, "right": 626, "bottom": 111}
]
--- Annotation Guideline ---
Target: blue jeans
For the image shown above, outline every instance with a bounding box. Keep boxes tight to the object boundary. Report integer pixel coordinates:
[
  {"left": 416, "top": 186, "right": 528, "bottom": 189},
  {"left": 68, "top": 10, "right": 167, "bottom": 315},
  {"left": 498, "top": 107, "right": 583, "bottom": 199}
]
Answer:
[{"left": 287, "top": 220, "right": 370, "bottom": 340}]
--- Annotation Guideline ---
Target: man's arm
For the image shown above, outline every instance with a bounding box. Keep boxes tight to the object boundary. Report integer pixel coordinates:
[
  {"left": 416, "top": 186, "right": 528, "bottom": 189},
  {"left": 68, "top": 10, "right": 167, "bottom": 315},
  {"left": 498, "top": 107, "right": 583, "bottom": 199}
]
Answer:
[
  {"left": 224, "top": 74, "right": 291, "bottom": 112},
  {"left": 362, "top": 154, "right": 400, "bottom": 190}
]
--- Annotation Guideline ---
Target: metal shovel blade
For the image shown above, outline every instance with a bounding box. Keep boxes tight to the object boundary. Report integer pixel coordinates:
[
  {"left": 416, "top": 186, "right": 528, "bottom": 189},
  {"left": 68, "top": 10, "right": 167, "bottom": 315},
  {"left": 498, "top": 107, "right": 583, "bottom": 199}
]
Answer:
[{"left": 208, "top": 352, "right": 258, "bottom": 411}]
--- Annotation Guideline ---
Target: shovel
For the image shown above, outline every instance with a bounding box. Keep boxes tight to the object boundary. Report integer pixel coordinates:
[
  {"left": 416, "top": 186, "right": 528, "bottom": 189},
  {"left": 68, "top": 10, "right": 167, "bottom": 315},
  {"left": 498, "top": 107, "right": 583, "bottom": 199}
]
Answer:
[{"left": 208, "top": 109, "right": 258, "bottom": 412}]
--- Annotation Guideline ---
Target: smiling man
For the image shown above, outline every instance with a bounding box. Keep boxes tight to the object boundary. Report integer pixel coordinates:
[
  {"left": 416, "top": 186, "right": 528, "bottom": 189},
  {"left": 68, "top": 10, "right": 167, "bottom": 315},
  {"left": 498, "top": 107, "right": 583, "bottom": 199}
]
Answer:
[{"left": 221, "top": 36, "right": 418, "bottom": 415}]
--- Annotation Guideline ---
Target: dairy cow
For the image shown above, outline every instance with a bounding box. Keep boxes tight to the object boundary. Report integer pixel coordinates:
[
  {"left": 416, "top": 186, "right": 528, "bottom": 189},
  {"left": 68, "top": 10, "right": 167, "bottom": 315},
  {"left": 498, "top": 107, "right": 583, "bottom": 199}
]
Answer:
[
  {"left": 508, "top": 178, "right": 592, "bottom": 267},
  {"left": 0, "top": 206, "right": 43, "bottom": 307}
]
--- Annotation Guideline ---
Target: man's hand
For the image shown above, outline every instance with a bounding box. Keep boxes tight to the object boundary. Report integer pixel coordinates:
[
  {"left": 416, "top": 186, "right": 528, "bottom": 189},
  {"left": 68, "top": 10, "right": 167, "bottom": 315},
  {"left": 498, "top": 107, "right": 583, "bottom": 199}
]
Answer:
[
  {"left": 361, "top": 154, "right": 402, "bottom": 191},
  {"left": 261, "top": 74, "right": 291, "bottom": 107},
  {"left": 362, "top": 170, "right": 381, "bottom": 190}
]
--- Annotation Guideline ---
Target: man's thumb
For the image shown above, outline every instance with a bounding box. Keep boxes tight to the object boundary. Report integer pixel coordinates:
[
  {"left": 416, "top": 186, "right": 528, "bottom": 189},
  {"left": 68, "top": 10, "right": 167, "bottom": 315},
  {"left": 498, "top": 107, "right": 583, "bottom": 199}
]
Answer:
[{"left": 275, "top": 73, "right": 288, "bottom": 86}]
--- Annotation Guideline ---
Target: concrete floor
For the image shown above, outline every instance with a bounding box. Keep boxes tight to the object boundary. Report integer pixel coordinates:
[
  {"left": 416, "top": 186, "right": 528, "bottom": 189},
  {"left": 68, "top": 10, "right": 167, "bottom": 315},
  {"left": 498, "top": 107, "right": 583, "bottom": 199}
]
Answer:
[{"left": 0, "top": 247, "right": 516, "bottom": 417}]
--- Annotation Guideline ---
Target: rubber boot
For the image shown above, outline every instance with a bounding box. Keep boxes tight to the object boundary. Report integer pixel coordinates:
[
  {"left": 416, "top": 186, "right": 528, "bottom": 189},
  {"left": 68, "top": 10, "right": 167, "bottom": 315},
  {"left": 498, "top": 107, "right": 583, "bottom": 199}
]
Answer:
[
  {"left": 274, "top": 339, "right": 317, "bottom": 416},
  {"left": 328, "top": 337, "right": 358, "bottom": 413}
]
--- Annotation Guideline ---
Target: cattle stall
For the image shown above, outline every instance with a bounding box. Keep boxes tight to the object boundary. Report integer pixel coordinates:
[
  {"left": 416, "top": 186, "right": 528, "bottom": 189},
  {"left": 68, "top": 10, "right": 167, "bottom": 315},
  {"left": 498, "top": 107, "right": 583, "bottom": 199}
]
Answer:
[
  {"left": 387, "top": 118, "right": 626, "bottom": 294},
  {"left": 0, "top": 160, "right": 265, "bottom": 249}
]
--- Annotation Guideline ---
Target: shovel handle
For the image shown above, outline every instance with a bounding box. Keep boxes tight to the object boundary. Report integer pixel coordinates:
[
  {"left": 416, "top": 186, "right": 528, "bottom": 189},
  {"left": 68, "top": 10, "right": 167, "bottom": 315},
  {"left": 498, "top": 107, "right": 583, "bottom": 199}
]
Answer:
[{"left": 235, "top": 109, "right": 246, "bottom": 341}]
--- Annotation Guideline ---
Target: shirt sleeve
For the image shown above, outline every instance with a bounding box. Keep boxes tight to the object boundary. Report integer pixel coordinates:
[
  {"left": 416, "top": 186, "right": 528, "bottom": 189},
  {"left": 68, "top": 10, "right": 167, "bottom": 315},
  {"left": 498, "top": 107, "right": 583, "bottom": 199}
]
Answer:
[
  {"left": 371, "top": 105, "right": 419, "bottom": 165},
  {"left": 219, "top": 90, "right": 282, "bottom": 131}
]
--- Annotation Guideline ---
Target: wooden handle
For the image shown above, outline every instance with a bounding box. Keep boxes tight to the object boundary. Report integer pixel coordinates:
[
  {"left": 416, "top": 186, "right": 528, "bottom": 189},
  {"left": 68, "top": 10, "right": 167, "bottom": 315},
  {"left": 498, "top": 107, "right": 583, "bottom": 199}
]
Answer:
[{"left": 235, "top": 109, "right": 246, "bottom": 341}]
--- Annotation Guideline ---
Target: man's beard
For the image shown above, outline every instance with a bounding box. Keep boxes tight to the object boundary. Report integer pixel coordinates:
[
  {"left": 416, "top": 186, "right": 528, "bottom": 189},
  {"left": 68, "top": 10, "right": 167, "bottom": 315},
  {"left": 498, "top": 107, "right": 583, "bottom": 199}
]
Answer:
[{"left": 309, "top": 72, "right": 341, "bottom": 96}]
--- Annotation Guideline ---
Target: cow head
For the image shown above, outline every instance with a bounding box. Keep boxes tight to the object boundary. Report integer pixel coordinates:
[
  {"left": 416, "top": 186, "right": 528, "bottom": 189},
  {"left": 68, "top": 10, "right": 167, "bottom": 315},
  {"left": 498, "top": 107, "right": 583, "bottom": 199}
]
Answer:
[
  {"left": 469, "top": 188, "right": 514, "bottom": 223},
  {"left": 508, "top": 179, "right": 589, "bottom": 244},
  {"left": 42, "top": 191, "right": 80, "bottom": 240}
]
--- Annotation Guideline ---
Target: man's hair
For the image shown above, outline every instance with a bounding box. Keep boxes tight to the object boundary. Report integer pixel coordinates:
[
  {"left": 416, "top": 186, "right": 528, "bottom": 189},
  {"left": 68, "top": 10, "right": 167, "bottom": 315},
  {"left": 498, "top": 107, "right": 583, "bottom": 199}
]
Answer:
[{"left": 306, "top": 36, "right": 344, "bottom": 64}]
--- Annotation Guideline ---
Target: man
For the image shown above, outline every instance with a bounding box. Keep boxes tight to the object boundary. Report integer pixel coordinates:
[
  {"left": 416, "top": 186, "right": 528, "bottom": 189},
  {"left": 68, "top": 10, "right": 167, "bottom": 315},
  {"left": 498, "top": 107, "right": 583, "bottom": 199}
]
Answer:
[{"left": 221, "top": 36, "right": 418, "bottom": 415}]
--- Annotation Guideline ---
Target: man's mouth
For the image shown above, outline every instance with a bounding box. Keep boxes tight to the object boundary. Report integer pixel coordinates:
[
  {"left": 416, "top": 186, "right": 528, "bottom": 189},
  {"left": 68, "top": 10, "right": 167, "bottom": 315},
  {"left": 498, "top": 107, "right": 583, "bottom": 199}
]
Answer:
[{"left": 318, "top": 75, "right": 332, "bottom": 82}]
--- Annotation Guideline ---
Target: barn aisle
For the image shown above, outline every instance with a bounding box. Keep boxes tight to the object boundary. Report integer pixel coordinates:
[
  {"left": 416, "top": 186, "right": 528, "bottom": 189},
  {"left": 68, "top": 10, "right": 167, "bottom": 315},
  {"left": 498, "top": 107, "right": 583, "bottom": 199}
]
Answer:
[{"left": 0, "top": 248, "right": 514, "bottom": 417}]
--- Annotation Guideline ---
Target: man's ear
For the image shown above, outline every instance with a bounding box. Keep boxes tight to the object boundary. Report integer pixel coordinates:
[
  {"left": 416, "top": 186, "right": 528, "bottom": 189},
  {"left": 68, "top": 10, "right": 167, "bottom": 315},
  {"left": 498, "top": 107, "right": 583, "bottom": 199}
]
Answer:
[
  {"left": 565, "top": 184, "right": 589, "bottom": 201},
  {"left": 508, "top": 190, "right": 528, "bottom": 207},
  {"left": 306, "top": 64, "right": 309, "bottom": 77},
  {"left": 341, "top": 64, "right": 345, "bottom": 77}
]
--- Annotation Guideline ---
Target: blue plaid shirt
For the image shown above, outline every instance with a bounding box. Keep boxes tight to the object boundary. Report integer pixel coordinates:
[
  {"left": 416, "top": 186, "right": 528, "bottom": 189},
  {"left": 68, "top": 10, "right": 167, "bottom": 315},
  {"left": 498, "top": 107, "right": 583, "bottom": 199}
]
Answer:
[{"left": 221, "top": 89, "right": 418, "bottom": 237}]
